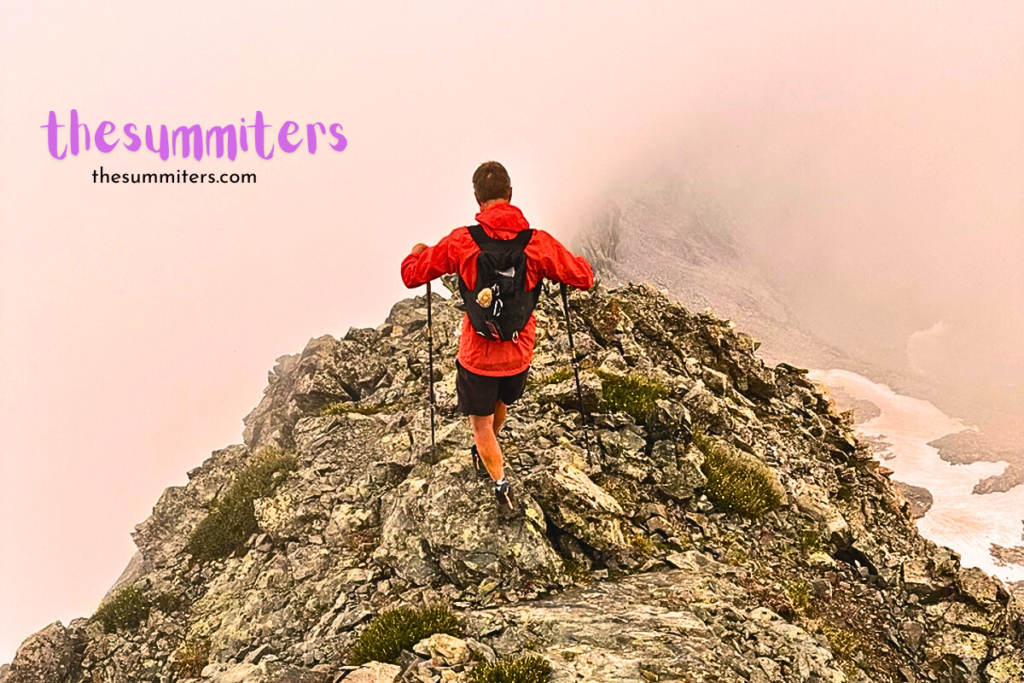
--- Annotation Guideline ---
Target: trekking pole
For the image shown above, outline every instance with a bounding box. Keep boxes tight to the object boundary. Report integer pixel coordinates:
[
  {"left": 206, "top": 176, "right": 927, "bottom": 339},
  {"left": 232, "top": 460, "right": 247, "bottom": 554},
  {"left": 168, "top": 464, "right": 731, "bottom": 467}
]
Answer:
[
  {"left": 426, "top": 280, "right": 436, "bottom": 454},
  {"left": 560, "top": 283, "right": 593, "bottom": 463}
]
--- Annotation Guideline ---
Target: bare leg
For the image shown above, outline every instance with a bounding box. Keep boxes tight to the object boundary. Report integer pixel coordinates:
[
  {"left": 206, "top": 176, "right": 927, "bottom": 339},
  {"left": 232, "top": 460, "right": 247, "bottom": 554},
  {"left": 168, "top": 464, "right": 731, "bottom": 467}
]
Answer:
[
  {"left": 470, "top": 414, "right": 504, "bottom": 481},
  {"left": 493, "top": 400, "right": 508, "bottom": 436}
]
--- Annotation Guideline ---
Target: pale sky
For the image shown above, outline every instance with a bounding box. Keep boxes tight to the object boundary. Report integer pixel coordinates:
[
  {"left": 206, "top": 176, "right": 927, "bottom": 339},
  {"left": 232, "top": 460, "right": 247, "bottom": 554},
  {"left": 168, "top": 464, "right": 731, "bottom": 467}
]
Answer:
[{"left": 2, "top": 1, "right": 1023, "bottom": 664}]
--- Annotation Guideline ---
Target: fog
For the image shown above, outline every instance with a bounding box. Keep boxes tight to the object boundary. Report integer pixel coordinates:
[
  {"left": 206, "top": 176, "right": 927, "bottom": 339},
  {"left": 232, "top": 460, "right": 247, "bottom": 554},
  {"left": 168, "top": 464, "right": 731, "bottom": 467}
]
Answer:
[
  {"left": 598, "top": 3, "right": 1024, "bottom": 441},
  {"left": 2, "top": 0, "right": 1023, "bottom": 663}
]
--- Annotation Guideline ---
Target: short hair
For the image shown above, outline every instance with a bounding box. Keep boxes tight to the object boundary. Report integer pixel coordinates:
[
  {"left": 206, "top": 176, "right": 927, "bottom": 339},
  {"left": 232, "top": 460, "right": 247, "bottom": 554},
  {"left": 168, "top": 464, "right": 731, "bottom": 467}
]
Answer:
[{"left": 472, "top": 161, "right": 512, "bottom": 203}]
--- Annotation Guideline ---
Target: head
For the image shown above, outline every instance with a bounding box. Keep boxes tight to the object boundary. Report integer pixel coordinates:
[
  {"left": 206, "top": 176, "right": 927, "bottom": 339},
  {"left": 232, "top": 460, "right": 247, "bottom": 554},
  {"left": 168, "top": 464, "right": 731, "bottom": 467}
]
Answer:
[{"left": 472, "top": 161, "right": 512, "bottom": 208}]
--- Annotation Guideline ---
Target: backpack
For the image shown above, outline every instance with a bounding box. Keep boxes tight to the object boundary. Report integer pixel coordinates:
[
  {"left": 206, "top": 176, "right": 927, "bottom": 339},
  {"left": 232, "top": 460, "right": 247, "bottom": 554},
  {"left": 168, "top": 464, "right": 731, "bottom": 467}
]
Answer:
[{"left": 457, "top": 224, "right": 542, "bottom": 342}]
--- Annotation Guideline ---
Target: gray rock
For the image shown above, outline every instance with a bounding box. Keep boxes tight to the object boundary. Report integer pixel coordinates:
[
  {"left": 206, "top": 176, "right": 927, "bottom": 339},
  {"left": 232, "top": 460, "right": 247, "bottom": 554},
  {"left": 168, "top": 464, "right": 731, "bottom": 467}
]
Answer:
[
  {"left": 702, "top": 367, "right": 731, "bottom": 395},
  {"left": 524, "top": 454, "right": 628, "bottom": 552},
  {"left": 3, "top": 622, "right": 72, "bottom": 683},
  {"left": 536, "top": 372, "right": 602, "bottom": 413},
  {"left": 895, "top": 481, "right": 934, "bottom": 519},
  {"left": 342, "top": 662, "right": 400, "bottom": 683},
  {"left": 209, "top": 663, "right": 264, "bottom": 683},
  {"left": 411, "top": 633, "right": 469, "bottom": 665},
  {"left": 649, "top": 440, "right": 706, "bottom": 500},
  {"left": 373, "top": 455, "right": 563, "bottom": 588}
]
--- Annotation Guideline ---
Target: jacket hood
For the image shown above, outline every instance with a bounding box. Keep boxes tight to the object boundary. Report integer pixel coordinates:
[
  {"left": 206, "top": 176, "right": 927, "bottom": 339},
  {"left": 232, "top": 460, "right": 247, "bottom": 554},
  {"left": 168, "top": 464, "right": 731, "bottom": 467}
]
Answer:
[{"left": 475, "top": 201, "right": 530, "bottom": 237}]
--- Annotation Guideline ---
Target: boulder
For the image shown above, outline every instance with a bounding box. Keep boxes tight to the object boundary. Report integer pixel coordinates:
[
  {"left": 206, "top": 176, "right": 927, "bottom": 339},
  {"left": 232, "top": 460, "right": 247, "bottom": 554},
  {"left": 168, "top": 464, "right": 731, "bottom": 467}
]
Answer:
[
  {"left": 4, "top": 622, "right": 73, "bottom": 683},
  {"left": 536, "top": 372, "right": 602, "bottom": 413},
  {"left": 984, "top": 653, "right": 1024, "bottom": 683},
  {"left": 701, "top": 367, "right": 731, "bottom": 395},
  {"left": 373, "top": 456, "right": 563, "bottom": 588},
  {"left": 525, "top": 454, "right": 628, "bottom": 552},
  {"left": 956, "top": 566, "right": 1004, "bottom": 607}
]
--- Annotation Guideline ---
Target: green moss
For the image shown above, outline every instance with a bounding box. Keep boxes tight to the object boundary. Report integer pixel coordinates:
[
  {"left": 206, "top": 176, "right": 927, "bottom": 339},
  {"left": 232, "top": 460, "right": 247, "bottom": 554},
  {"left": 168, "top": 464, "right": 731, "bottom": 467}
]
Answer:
[
  {"left": 594, "top": 370, "right": 669, "bottom": 422},
  {"left": 347, "top": 603, "right": 462, "bottom": 665},
  {"left": 91, "top": 585, "right": 150, "bottom": 634},
  {"left": 692, "top": 427, "right": 783, "bottom": 519},
  {"left": 172, "top": 638, "right": 210, "bottom": 678},
  {"left": 184, "top": 446, "right": 298, "bottom": 564},
  {"left": 320, "top": 401, "right": 391, "bottom": 416},
  {"left": 468, "top": 654, "right": 552, "bottom": 683}
]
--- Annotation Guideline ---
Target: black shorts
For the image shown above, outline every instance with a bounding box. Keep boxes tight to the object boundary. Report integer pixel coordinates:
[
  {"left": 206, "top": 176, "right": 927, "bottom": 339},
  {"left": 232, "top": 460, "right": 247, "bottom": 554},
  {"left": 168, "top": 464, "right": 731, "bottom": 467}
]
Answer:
[{"left": 455, "top": 359, "right": 530, "bottom": 416}]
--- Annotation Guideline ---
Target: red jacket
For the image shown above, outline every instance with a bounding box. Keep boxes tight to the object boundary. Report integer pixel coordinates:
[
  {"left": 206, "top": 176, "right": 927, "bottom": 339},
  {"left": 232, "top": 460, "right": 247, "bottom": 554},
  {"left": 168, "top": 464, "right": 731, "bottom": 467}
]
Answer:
[{"left": 401, "top": 202, "right": 594, "bottom": 376}]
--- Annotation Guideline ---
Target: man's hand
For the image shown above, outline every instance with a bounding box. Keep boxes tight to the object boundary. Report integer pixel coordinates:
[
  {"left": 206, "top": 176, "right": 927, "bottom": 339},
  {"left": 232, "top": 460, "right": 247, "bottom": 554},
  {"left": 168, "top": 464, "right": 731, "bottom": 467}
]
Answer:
[{"left": 410, "top": 243, "right": 428, "bottom": 255}]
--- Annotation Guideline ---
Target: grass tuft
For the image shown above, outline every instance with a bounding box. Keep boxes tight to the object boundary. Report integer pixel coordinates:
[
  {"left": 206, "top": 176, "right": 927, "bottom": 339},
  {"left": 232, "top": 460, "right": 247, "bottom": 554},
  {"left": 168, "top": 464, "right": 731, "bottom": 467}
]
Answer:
[
  {"left": 594, "top": 370, "right": 669, "bottom": 422},
  {"left": 347, "top": 603, "right": 462, "bottom": 665},
  {"left": 467, "top": 654, "right": 553, "bottom": 683},
  {"left": 798, "top": 528, "right": 822, "bottom": 555},
  {"left": 528, "top": 368, "right": 574, "bottom": 387},
  {"left": 91, "top": 585, "right": 150, "bottom": 634},
  {"left": 692, "top": 427, "right": 783, "bottom": 518},
  {"left": 820, "top": 623, "right": 862, "bottom": 676},
  {"left": 786, "top": 580, "right": 813, "bottom": 615},
  {"left": 171, "top": 637, "right": 210, "bottom": 678},
  {"left": 184, "top": 446, "right": 298, "bottom": 564}
]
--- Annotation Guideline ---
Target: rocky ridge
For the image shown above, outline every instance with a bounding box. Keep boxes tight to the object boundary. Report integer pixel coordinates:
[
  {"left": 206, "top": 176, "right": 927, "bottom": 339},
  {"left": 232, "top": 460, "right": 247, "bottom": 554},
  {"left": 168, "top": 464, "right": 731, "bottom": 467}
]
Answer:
[{"left": 3, "top": 282, "right": 1022, "bottom": 683}]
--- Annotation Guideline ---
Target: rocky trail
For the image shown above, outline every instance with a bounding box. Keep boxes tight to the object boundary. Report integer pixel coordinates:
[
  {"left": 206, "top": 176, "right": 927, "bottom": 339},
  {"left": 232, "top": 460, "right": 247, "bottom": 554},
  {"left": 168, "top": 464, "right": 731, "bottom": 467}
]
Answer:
[{"left": 2, "top": 282, "right": 1021, "bottom": 683}]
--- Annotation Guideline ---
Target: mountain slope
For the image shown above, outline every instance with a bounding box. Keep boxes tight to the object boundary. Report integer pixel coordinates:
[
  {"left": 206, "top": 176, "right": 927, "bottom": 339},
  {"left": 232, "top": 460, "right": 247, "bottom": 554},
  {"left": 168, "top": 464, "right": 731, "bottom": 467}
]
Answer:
[{"left": 2, "top": 284, "right": 1022, "bottom": 683}]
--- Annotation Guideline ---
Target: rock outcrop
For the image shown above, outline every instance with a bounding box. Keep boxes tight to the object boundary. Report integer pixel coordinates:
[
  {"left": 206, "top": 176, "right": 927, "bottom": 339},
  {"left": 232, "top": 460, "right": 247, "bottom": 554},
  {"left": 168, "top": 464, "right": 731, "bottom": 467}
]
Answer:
[{"left": 3, "top": 283, "right": 1022, "bottom": 683}]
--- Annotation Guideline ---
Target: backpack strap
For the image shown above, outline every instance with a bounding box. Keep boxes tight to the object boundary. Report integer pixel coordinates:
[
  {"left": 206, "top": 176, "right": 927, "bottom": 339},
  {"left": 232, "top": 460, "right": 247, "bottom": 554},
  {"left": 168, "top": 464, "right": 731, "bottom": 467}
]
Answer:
[{"left": 467, "top": 224, "right": 534, "bottom": 247}]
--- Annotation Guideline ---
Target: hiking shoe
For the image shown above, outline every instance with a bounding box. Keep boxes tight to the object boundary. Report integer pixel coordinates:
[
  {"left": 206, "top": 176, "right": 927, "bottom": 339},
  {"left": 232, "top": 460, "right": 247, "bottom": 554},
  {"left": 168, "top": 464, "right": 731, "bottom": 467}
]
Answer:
[
  {"left": 494, "top": 479, "right": 518, "bottom": 514},
  {"left": 471, "top": 445, "right": 490, "bottom": 479}
]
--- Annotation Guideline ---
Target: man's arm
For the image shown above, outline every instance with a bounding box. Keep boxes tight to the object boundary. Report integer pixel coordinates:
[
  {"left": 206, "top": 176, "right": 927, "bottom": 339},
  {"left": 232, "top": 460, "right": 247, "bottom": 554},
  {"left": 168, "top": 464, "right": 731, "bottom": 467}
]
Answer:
[
  {"left": 401, "top": 231, "right": 458, "bottom": 288},
  {"left": 533, "top": 230, "right": 594, "bottom": 290}
]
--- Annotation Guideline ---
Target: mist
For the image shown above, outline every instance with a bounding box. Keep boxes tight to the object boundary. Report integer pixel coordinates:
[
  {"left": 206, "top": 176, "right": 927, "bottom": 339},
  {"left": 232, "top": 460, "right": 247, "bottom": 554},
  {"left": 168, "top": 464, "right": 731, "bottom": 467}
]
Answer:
[
  {"left": 2, "top": 0, "right": 1023, "bottom": 664},
  {"left": 595, "top": 3, "right": 1024, "bottom": 441}
]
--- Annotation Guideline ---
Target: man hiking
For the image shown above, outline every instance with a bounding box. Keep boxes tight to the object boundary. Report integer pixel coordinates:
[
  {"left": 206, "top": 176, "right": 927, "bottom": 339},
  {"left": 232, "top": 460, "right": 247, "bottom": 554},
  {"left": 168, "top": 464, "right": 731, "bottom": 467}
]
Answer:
[{"left": 401, "top": 161, "right": 594, "bottom": 513}]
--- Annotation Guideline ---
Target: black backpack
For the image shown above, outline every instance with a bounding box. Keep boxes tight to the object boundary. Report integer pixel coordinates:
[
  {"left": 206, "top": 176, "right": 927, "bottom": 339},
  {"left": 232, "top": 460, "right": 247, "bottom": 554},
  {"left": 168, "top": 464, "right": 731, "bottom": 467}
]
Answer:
[{"left": 458, "top": 224, "right": 542, "bottom": 342}]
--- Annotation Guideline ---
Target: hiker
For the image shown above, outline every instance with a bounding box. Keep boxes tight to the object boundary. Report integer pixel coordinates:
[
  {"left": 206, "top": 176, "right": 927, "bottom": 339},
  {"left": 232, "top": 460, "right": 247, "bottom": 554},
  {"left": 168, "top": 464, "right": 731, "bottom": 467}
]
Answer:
[{"left": 401, "top": 161, "right": 594, "bottom": 512}]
